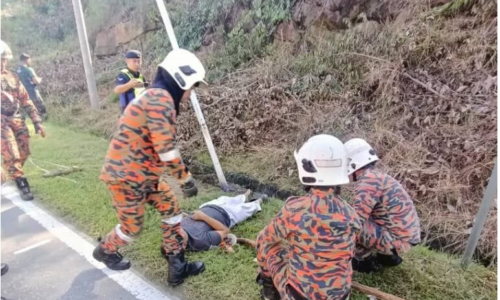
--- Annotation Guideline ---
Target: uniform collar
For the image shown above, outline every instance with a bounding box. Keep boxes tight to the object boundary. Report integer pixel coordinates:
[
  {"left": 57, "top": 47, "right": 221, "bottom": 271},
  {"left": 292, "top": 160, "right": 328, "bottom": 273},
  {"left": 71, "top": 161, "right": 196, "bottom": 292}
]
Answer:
[
  {"left": 308, "top": 187, "right": 335, "bottom": 197},
  {"left": 358, "top": 166, "right": 376, "bottom": 181}
]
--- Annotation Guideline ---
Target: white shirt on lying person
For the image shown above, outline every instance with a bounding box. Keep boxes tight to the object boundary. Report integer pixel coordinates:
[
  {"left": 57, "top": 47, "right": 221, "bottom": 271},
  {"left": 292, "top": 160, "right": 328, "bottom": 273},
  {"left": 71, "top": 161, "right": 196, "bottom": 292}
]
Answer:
[{"left": 200, "top": 194, "right": 262, "bottom": 228}]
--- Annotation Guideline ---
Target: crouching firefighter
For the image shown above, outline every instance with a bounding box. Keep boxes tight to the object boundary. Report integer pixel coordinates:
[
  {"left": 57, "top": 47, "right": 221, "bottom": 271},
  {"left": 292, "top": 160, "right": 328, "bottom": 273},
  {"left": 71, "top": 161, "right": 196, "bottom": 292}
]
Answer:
[
  {"left": 93, "top": 48, "right": 206, "bottom": 286},
  {"left": 256, "top": 134, "right": 361, "bottom": 300},
  {"left": 345, "top": 138, "right": 421, "bottom": 273},
  {"left": 1, "top": 40, "right": 46, "bottom": 200}
]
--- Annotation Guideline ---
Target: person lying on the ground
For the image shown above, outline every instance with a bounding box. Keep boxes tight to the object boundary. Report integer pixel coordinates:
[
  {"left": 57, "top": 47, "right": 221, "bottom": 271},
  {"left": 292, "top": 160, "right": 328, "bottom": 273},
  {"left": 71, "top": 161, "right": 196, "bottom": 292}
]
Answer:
[
  {"left": 256, "top": 134, "right": 361, "bottom": 300},
  {"left": 179, "top": 190, "right": 268, "bottom": 253},
  {"left": 344, "top": 138, "right": 421, "bottom": 274}
]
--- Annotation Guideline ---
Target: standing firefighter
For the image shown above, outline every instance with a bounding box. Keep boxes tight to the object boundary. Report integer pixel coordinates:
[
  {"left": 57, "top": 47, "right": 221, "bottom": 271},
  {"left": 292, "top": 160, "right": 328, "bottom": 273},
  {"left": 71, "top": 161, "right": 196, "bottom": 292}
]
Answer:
[
  {"left": 345, "top": 138, "right": 421, "bottom": 273},
  {"left": 114, "top": 50, "right": 147, "bottom": 114},
  {"left": 17, "top": 53, "right": 47, "bottom": 120},
  {"left": 93, "top": 48, "right": 205, "bottom": 286},
  {"left": 1, "top": 41, "right": 46, "bottom": 200},
  {"left": 256, "top": 135, "right": 361, "bottom": 300}
]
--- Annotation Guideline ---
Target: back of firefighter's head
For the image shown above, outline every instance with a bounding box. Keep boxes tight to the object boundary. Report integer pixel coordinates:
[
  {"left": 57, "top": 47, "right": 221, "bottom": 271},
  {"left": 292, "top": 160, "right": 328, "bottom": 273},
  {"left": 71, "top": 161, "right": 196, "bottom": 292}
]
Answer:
[
  {"left": 158, "top": 48, "right": 207, "bottom": 101},
  {"left": 1, "top": 40, "right": 13, "bottom": 70},
  {"left": 294, "top": 134, "right": 350, "bottom": 190}
]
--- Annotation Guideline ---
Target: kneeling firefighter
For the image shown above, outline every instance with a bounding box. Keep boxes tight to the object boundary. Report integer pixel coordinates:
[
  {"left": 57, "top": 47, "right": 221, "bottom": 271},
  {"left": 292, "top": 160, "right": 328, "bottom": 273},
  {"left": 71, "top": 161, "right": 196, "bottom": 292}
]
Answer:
[
  {"left": 93, "top": 48, "right": 205, "bottom": 286},
  {"left": 256, "top": 134, "right": 361, "bottom": 300},
  {"left": 345, "top": 138, "right": 421, "bottom": 273}
]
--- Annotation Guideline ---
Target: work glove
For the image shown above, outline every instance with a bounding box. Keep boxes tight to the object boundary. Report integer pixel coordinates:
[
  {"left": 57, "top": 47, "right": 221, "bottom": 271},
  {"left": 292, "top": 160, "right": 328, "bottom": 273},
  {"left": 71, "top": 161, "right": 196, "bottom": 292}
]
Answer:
[
  {"left": 181, "top": 177, "right": 198, "bottom": 198},
  {"left": 34, "top": 123, "right": 46, "bottom": 138}
]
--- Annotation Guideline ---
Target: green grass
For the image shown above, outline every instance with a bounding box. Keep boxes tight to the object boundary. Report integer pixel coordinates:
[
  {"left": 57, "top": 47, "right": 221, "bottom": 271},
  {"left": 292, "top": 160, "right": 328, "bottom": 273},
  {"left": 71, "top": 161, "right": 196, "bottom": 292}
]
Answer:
[
  {"left": 22, "top": 122, "right": 496, "bottom": 300},
  {"left": 195, "top": 150, "right": 302, "bottom": 194}
]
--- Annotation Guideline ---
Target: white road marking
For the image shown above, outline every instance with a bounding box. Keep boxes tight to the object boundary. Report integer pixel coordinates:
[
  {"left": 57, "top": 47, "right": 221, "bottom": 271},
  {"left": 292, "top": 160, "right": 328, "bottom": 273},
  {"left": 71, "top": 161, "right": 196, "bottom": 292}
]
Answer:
[
  {"left": 1, "top": 184, "right": 177, "bottom": 300},
  {"left": 14, "top": 238, "right": 52, "bottom": 255}
]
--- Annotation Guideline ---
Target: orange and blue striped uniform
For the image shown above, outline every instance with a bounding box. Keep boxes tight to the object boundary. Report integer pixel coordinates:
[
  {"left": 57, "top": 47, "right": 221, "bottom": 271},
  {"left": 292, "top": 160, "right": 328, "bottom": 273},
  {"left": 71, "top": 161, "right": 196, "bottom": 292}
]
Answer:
[
  {"left": 100, "top": 88, "right": 189, "bottom": 255},
  {"left": 353, "top": 167, "right": 421, "bottom": 258},
  {"left": 257, "top": 188, "right": 361, "bottom": 300},
  {"left": 1, "top": 68, "right": 41, "bottom": 180}
]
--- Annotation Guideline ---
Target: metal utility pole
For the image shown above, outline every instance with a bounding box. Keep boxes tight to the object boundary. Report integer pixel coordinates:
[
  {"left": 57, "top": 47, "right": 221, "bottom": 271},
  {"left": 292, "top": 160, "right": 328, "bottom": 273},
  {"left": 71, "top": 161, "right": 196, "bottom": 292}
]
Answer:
[
  {"left": 462, "top": 160, "right": 497, "bottom": 267},
  {"left": 155, "top": 0, "right": 229, "bottom": 191},
  {"left": 72, "top": 0, "right": 100, "bottom": 110}
]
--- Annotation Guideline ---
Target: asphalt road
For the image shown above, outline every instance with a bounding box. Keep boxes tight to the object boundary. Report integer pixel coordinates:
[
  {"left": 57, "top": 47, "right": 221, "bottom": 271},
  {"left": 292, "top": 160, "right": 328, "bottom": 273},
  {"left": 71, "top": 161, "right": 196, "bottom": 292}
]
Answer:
[{"left": 1, "top": 183, "right": 181, "bottom": 300}]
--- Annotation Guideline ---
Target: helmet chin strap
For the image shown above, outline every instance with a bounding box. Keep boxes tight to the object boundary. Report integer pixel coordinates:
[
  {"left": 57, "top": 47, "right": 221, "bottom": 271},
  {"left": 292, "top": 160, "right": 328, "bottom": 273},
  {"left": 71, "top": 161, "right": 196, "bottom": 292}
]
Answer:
[{"left": 335, "top": 186, "right": 341, "bottom": 195}]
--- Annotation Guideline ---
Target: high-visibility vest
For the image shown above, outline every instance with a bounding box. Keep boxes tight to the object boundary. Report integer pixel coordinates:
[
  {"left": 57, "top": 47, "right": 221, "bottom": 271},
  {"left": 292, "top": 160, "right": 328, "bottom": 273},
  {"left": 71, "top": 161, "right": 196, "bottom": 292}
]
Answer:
[{"left": 120, "top": 68, "right": 145, "bottom": 97}]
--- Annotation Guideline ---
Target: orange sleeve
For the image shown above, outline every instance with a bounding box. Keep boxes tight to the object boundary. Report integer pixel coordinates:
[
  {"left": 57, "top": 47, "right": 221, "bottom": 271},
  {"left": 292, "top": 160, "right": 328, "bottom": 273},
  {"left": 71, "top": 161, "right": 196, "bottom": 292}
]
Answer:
[
  {"left": 353, "top": 179, "right": 380, "bottom": 227},
  {"left": 145, "top": 94, "right": 190, "bottom": 183}
]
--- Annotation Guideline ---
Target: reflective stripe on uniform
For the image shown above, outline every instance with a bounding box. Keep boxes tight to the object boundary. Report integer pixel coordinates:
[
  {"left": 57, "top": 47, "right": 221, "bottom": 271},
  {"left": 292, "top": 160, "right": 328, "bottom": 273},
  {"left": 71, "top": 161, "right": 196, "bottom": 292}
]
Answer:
[
  {"left": 114, "top": 224, "right": 135, "bottom": 243},
  {"left": 120, "top": 68, "right": 145, "bottom": 97},
  {"left": 159, "top": 149, "right": 181, "bottom": 162}
]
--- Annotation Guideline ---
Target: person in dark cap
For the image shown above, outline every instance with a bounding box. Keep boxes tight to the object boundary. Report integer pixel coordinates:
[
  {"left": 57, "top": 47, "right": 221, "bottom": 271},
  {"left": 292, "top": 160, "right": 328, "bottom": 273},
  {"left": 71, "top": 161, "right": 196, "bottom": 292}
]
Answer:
[
  {"left": 114, "top": 50, "right": 148, "bottom": 113},
  {"left": 17, "top": 53, "right": 47, "bottom": 120}
]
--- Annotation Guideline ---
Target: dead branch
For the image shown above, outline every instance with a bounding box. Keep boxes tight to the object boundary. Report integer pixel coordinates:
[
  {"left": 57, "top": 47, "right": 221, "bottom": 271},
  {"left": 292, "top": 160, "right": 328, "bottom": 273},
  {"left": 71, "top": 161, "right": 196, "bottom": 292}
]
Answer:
[
  {"left": 42, "top": 166, "right": 82, "bottom": 178},
  {"left": 402, "top": 73, "right": 449, "bottom": 100},
  {"left": 351, "top": 282, "right": 406, "bottom": 300}
]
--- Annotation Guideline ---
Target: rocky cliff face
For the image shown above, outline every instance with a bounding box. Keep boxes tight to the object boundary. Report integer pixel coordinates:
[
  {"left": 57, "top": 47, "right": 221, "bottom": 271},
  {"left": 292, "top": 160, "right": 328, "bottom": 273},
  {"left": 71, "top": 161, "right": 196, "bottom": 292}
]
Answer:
[{"left": 93, "top": 0, "right": 454, "bottom": 56}]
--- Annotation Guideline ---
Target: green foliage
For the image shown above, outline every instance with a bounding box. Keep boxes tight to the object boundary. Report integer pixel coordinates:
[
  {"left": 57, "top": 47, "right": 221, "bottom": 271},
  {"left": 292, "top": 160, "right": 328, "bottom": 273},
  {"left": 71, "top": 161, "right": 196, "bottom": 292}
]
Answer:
[
  {"left": 437, "top": 0, "right": 477, "bottom": 16},
  {"left": 436, "top": 0, "right": 496, "bottom": 17},
  {"left": 2, "top": 0, "right": 297, "bottom": 82},
  {"left": 166, "top": 0, "right": 235, "bottom": 51},
  {"left": 255, "top": 0, "right": 295, "bottom": 26},
  {"left": 1, "top": 0, "right": 77, "bottom": 58},
  {"left": 204, "top": 0, "right": 297, "bottom": 80},
  {"left": 207, "top": 22, "right": 270, "bottom": 81}
]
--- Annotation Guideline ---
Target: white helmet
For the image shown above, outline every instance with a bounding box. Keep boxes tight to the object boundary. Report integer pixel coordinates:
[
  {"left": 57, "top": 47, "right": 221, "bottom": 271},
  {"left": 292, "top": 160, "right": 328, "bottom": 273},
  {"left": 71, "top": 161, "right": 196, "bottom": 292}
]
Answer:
[
  {"left": 294, "top": 134, "right": 350, "bottom": 186},
  {"left": 158, "top": 48, "right": 207, "bottom": 90},
  {"left": 0, "top": 40, "right": 13, "bottom": 60},
  {"left": 344, "top": 138, "right": 379, "bottom": 175}
]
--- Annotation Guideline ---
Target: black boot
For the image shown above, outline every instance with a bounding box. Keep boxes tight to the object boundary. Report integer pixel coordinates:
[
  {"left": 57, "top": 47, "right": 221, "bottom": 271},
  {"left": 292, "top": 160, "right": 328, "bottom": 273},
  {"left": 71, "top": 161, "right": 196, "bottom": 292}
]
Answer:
[
  {"left": 256, "top": 273, "right": 280, "bottom": 300},
  {"left": 352, "top": 257, "right": 383, "bottom": 274},
  {"left": 1, "top": 263, "right": 8, "bottom": 276},
  {"left": 162, "top": 248, "right": 205, "bottom": 286},
  {"left": 15, "top": 177, "right": 34, "bottom": 201},
  {"left": 93, "top": 243, "right": 131, "bottom": 271}
]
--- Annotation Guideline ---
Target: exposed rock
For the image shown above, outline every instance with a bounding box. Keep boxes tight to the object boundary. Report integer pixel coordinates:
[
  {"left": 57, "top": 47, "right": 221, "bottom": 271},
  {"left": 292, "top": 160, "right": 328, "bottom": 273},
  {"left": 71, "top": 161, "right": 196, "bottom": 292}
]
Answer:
[
  {"left": 94, "top": 19, "right": 158, "bottom": 56},
  {"left": 274, "top": 21, "right": 301, "bottom": 43}
]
